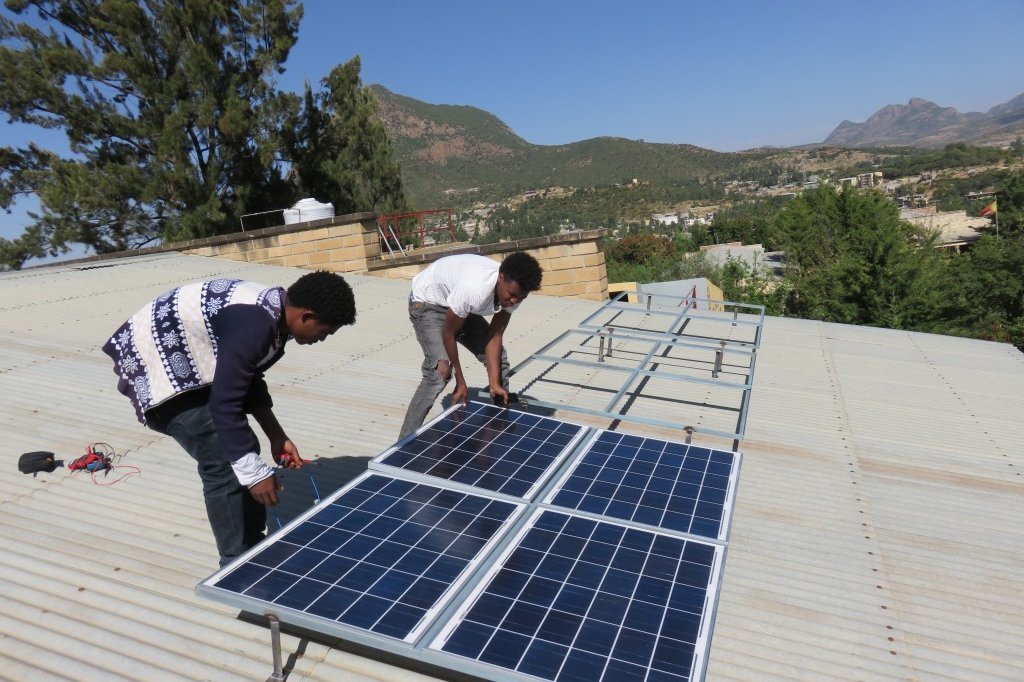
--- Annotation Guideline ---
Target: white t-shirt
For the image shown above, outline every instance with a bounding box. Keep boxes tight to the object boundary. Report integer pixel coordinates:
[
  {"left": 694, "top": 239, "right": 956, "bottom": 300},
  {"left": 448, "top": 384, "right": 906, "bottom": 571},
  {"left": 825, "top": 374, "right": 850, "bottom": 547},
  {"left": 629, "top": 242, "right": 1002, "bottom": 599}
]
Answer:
[{"left": 410, "top": 254, "right": 520, "bottom": 318}]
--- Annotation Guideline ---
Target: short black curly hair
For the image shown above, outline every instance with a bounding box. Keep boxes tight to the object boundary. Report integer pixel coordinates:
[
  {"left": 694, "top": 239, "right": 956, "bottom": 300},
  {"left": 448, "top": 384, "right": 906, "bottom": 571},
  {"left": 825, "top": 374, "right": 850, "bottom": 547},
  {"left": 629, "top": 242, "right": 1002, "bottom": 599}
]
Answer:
[
  {"left": 499, "top": 251, "right": 543, "bottom": 293},
  {"left": 287, "top": 271, "right": 356, "bottom": 328}
]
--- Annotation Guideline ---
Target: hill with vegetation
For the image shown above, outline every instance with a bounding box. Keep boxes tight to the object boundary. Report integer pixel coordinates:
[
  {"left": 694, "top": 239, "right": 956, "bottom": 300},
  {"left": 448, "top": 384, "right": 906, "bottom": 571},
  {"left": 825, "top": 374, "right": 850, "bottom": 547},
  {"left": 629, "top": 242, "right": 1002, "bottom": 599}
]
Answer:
[
  {"left": 371, "top": 86, "right": 1024, "bottom": 207},
  {"left": 369, "top": 85, "right": 779, "bottom": 205}
]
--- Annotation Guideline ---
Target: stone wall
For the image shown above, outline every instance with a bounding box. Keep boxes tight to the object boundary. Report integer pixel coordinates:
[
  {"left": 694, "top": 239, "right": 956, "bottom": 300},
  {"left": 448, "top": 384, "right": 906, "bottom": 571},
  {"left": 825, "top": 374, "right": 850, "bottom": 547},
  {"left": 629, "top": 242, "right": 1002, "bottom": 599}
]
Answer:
[
  {"left": 368, "top": 230, "right": 609, "bottom": 301},
  {"left": 182, "top": 212, "right": 380, "bottom": 272},
  {"left": 49, "top": 212, "right": 608, "bottom": 301}
]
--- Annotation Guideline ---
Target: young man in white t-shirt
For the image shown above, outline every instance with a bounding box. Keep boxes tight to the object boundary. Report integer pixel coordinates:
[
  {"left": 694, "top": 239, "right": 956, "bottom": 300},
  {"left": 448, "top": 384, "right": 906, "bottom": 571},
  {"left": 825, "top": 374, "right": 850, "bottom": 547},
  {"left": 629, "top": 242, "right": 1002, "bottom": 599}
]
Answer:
[{"left": 399, "top": 251, "right": 543, "bottom": 439}]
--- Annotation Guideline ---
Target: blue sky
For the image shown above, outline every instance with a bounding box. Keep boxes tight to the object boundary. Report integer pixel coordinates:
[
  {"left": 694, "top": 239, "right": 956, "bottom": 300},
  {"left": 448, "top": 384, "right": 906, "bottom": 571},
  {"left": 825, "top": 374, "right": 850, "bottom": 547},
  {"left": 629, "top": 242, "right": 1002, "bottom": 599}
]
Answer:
[
  {"left": 3, "top": 0, "right": 1023, "bottom": 246},
  {"left": 288, "top": 0, "right": 1024, "bottom": 150}
]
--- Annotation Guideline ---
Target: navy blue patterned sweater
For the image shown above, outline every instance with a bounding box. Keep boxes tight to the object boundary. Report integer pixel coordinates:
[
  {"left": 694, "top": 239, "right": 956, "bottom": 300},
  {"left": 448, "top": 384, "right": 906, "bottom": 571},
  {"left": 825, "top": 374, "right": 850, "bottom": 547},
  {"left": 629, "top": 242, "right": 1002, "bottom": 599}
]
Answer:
[{"left": 103, "top": 279, "right": 289, "bottom": 461}]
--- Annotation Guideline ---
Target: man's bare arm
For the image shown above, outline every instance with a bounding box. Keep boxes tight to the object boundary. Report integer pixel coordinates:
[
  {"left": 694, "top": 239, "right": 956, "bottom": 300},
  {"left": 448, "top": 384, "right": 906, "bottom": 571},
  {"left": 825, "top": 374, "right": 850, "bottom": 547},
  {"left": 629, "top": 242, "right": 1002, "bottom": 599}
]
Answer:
[
  {"left": 486, "top": 310, "right": 511, "bottom": 405},
  {"left": 443, "top": 309, "right": 469, "bottom": 405}
]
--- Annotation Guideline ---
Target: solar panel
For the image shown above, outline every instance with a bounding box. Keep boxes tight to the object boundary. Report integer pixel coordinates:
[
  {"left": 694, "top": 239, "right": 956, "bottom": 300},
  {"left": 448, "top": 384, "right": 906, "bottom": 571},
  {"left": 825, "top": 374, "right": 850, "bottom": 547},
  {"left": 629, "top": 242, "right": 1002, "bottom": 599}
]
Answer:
[
  {"left": 431, "top": 508, "right": 723, "bottom": 681},
  {"left": 544, "top": 430, "right": 740, "bottom": 542},
  {"left": 197, "top": 403, "right": 741, "bottom": 682},
  {"left": 372, "top": 401, "right": 588, "bottom": 499},
  {"left": 198, "top": 472, "right": 523, "bottom": 642}
]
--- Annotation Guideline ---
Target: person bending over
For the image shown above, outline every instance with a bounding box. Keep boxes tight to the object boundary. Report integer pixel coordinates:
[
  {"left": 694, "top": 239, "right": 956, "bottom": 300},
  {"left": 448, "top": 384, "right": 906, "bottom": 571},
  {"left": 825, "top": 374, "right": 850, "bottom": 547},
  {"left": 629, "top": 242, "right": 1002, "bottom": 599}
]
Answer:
[
  {"left": 399, "top": 251, "right": 542, "bottom": 440},
  {"left": 103, "top": 271, "right": 356, "bottom": 566}
]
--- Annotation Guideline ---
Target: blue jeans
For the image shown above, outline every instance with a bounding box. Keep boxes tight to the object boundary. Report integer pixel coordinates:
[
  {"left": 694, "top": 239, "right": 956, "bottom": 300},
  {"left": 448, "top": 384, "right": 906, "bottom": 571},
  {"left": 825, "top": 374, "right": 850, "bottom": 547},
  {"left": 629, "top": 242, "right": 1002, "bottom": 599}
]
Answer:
[
  {"left": 147, "top": 392, "right": 266, "bottom": 566},
  {"left": 399, "top": 300, "right": 510, "bottom": 440}
]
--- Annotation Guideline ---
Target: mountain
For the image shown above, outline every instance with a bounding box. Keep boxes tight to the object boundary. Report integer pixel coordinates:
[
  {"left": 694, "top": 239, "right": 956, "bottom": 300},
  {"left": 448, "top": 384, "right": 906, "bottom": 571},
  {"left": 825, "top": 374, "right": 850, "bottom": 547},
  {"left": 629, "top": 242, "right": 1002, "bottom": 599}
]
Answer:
[
  {"left": 824, "top": 93, "right": 1024, "bottom": 148},
  {"left": 369, "top": 85, "right": 770, "bottom": 204},
  {"left": 369, "top": 86, "right": 1022, "bottom": 205}
]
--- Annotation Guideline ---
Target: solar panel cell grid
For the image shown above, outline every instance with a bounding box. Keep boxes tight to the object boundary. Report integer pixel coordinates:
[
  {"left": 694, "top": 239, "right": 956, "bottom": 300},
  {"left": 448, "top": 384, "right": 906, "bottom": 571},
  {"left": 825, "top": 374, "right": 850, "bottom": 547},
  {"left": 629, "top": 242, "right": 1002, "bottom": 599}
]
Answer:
[
  {"left": 548, "top": 430, "right": 738, "bottom": 541},
  {"left": 433, "top": 509, "right": 719, "bottom": 681},
  {"left": 375, "top": 402, "right": 586, "bottom": 498},
  {"left": 199, "top": 406, "right": 739, "bottom": 681},
  {"left": 207, "top": 474, "right": 521, "bottom": 642}
]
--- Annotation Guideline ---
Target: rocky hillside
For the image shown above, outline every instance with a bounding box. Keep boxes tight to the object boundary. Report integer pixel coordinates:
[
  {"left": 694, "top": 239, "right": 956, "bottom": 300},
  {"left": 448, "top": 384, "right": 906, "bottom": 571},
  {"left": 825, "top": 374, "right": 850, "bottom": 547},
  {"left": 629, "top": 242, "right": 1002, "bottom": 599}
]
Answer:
[{"left": 824, "top": 93, "right": 1024, "bottom": 148}]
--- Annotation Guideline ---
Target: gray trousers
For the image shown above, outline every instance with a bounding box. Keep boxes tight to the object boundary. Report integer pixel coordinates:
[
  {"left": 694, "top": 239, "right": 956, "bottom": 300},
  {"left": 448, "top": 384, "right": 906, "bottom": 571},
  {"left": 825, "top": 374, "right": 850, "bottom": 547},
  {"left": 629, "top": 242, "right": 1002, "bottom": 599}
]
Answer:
[{"left": 399, "top": 300, "right": 509, "bottom": 439}]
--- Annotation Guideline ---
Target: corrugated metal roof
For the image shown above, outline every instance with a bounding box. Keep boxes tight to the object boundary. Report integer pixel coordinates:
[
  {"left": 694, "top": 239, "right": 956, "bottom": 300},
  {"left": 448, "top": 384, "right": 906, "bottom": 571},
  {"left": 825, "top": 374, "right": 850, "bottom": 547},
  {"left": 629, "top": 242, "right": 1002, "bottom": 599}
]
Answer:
[
  {"left": 710, "top": 318, "right": 1024, "bottom": 681},
  {"left": 1, "top": 253, "right": 1022, "bottom": 681}
]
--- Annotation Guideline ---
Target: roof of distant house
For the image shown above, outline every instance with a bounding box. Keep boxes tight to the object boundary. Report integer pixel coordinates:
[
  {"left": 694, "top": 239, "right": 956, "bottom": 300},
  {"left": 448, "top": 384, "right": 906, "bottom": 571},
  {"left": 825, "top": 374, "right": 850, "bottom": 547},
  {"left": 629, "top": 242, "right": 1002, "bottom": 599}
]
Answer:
[
  {"left": 901, "top": 208, "right": 989, "bottom": 245},
  {"left": 700, "top": 242, "right": 766, "bottom": 269}
]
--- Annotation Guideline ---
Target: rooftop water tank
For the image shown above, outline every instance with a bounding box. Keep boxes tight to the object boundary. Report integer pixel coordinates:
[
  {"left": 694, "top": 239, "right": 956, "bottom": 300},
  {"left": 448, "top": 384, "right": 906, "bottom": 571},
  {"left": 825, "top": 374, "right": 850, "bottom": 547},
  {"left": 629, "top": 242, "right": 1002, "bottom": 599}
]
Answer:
[{"left": 283, "top": 197, "right": 335, "bottom": 225}]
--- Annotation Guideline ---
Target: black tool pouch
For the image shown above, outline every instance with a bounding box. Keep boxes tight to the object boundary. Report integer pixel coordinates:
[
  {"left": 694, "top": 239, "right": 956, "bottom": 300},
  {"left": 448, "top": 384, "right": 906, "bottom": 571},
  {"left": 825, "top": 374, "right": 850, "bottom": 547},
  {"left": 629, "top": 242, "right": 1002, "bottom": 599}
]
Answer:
[{"left": 19, "top": 451, "right": 57, "bottom": 474}]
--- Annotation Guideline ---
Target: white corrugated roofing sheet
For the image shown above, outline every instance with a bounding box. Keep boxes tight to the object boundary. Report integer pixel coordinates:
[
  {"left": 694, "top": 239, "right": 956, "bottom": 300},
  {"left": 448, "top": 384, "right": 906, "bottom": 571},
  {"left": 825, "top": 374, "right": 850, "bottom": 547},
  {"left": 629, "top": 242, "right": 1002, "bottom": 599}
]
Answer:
[{"left": 1, "top": 253, "right": 1022, "bottom": 681}]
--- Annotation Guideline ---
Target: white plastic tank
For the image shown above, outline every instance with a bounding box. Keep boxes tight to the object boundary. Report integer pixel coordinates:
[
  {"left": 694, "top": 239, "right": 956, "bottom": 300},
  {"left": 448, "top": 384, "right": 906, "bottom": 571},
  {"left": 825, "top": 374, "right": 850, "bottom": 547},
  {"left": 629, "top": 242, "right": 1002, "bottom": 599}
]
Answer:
[{"left": 283, "top": 197, "right": 335, "bottom": 224}]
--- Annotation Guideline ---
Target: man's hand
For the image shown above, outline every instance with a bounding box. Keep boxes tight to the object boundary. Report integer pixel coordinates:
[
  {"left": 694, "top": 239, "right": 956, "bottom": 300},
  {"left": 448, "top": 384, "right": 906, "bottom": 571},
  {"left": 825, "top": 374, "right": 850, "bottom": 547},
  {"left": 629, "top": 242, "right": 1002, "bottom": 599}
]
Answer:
[
  {"left": 451, "top": 380, "right": 469, "bottom": 407},
  {"left": 250, "top": 474, "right": 283, "bottom": 506},
  {"left": 274, "top": 439, "right": 307, "bottom": 469},
  {"left": 490, "top": 383, "right": 510, "bottom": 407}
]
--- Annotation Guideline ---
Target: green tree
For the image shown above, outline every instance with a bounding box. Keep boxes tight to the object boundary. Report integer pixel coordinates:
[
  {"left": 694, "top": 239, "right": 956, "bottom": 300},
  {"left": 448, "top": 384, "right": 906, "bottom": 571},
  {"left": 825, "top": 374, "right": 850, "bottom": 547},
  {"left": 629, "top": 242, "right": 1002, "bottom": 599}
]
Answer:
[
  {"left": 711, "top": 257, "right": 788, "bottom": 316},
  {"left": 778, "top": 185, "right": 943, "bottom": 328},
  {"left": 0, "top": 0, "right": 303, "bottom": 268},
  {"left": 702, "top": 197, "right": 788, "bottom": 249},
  {"left": 989, "top": 170, "right": 1024, "bottom": 237},
  {"left": 604, "top": 233, "right": 677, "bottom": 283},
  {"left": 604, "top": 232, "right": 675, "bottom": 265},
  {"left": 286, "top": 56, "right": 406, "bottom": 214},
  {"left": 928, "top": 236, "right": 1024, "bottom": 350}
]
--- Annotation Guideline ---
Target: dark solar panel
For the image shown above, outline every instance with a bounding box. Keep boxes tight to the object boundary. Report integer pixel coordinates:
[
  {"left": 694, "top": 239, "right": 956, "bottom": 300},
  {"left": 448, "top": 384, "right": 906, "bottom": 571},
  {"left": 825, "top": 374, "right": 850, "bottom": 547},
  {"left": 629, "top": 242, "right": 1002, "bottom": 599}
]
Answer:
[
  {"left": 546, "top": 430, "right": 740, "bottom": 541},
  {"left": 199, "top": 408, "right": 740, "bottom": 681},
  {"left": 432, "top": 509, "right": 721, "bottom": 681},
  {"left": 201, "top": 473, "right": 521, "bottom": 642},
  {"left": 374, "top": 401, "right": 587, "bottom": 498}
]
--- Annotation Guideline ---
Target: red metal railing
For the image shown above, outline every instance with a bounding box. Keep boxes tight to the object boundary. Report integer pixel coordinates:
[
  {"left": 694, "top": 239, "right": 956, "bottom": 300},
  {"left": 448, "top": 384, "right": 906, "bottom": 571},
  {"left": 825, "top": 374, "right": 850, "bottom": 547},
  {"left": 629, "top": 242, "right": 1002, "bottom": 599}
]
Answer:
[{"left": 684, "top": 284, "right": 698, "bottom": 310}]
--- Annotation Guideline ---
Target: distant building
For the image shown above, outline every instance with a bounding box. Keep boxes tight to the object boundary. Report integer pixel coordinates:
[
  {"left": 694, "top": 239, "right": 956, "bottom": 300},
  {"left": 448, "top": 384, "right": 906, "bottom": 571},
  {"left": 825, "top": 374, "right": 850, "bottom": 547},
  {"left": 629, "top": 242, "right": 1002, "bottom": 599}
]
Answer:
[
  {"left": 965, "top": 191, "right": 995, "bottom": 201},
  {"left": 901, "top": 208, "right": 989, "bottom": 253},
  {"left": 681, "top": 212, "right": 715, "bottom": 228},
  {"left": 896, "top": 194, "right": 929, "bottom": 208},
  {"left": 608, "top": 278, "right": 724, "bottom": 310},
  {"left": 700, "top": 241, "right": 767, "bottom": 271},
  {"left": 839, "top": 172, "right": 883, "bottom": 189}
]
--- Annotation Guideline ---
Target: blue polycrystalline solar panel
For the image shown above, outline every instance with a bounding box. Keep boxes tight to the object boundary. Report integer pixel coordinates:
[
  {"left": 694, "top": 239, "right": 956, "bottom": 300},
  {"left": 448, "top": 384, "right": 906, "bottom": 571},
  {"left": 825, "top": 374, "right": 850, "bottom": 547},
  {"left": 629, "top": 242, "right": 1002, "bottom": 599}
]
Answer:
[
  {"left": 431, "top": 509, "right": 722, "bottom": 681},
  {"left": 374, "top": 401, "right": 587, "bottom": 498},
  {"left": 545, "top": 430, "right": 740, "bottom": 542},
  {"left": 199, "top": 473, "right": 522, "bottom": 642}
]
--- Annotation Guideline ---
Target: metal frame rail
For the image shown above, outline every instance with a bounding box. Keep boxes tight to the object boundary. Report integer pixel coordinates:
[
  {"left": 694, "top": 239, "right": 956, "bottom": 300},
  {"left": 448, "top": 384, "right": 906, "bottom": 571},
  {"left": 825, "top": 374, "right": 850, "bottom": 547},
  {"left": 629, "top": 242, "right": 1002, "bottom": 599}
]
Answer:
[
  {"left": 377, "top": 222, "right": 406, "bottom": 257},
  {"left": 511, "top": 291, "right": 765, "bottom": 450}
]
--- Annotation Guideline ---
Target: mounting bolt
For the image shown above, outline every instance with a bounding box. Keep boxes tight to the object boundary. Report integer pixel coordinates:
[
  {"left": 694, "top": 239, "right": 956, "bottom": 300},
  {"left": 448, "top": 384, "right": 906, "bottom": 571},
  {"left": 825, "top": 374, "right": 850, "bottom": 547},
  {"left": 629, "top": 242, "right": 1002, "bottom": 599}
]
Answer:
[
  {"left": 266, "top": 615, "right": 285, "bottom": 682},
  {"left": 712, "top": 341, "right": 725, "bottom": 378}
]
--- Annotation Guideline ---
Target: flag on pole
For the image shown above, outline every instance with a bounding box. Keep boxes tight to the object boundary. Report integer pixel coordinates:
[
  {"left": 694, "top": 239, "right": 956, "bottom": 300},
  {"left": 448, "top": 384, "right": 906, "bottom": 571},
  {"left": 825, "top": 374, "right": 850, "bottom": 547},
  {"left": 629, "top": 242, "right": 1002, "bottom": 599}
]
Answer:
[{"left": 979, "top": 200, "right": 998, "bottom": 217}]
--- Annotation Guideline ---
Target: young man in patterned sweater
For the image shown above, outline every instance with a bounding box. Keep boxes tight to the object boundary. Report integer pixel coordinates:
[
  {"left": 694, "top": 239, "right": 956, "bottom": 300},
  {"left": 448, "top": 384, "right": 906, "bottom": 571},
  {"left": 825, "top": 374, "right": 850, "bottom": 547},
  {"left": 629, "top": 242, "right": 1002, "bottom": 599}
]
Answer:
[{"left": 103, "top": 271, "right": 356, "bottom": 566}]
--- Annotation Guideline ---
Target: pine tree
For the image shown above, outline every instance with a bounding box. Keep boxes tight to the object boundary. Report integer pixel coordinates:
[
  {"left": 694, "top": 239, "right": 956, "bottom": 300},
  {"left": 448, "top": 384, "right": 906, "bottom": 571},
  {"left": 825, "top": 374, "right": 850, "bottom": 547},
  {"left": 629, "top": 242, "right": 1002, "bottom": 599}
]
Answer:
[
  {"left": 990, "top": 170, "right": 1024, "bottom": 237},
  {"left": 287, "top": 56, "right": 406, "bottom": 214},
  {"left": 777, "top": 185, "right": 943, "bottom": 328},
  {"left": 0, "top": 0, "right": 303, "bottom": 267}
]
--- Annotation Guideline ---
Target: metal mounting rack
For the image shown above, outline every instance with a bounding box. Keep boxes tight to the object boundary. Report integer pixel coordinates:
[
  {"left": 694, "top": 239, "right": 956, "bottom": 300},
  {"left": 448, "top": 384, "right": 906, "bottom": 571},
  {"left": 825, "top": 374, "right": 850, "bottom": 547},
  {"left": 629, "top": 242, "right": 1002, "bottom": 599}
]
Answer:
[{"left": 511, "top": 290, "right": 765, "bottom": 451}]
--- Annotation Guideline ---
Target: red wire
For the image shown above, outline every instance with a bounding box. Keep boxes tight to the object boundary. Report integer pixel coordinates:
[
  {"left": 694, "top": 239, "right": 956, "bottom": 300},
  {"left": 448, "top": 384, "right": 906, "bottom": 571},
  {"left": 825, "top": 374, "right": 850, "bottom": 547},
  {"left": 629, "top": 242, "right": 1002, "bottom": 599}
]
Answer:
[
  {"left": 91, "top": 465, "right": 142, "bottom": 486},
  {"left": 68, "top": 443, "right": 143, "bottom": 486}
]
